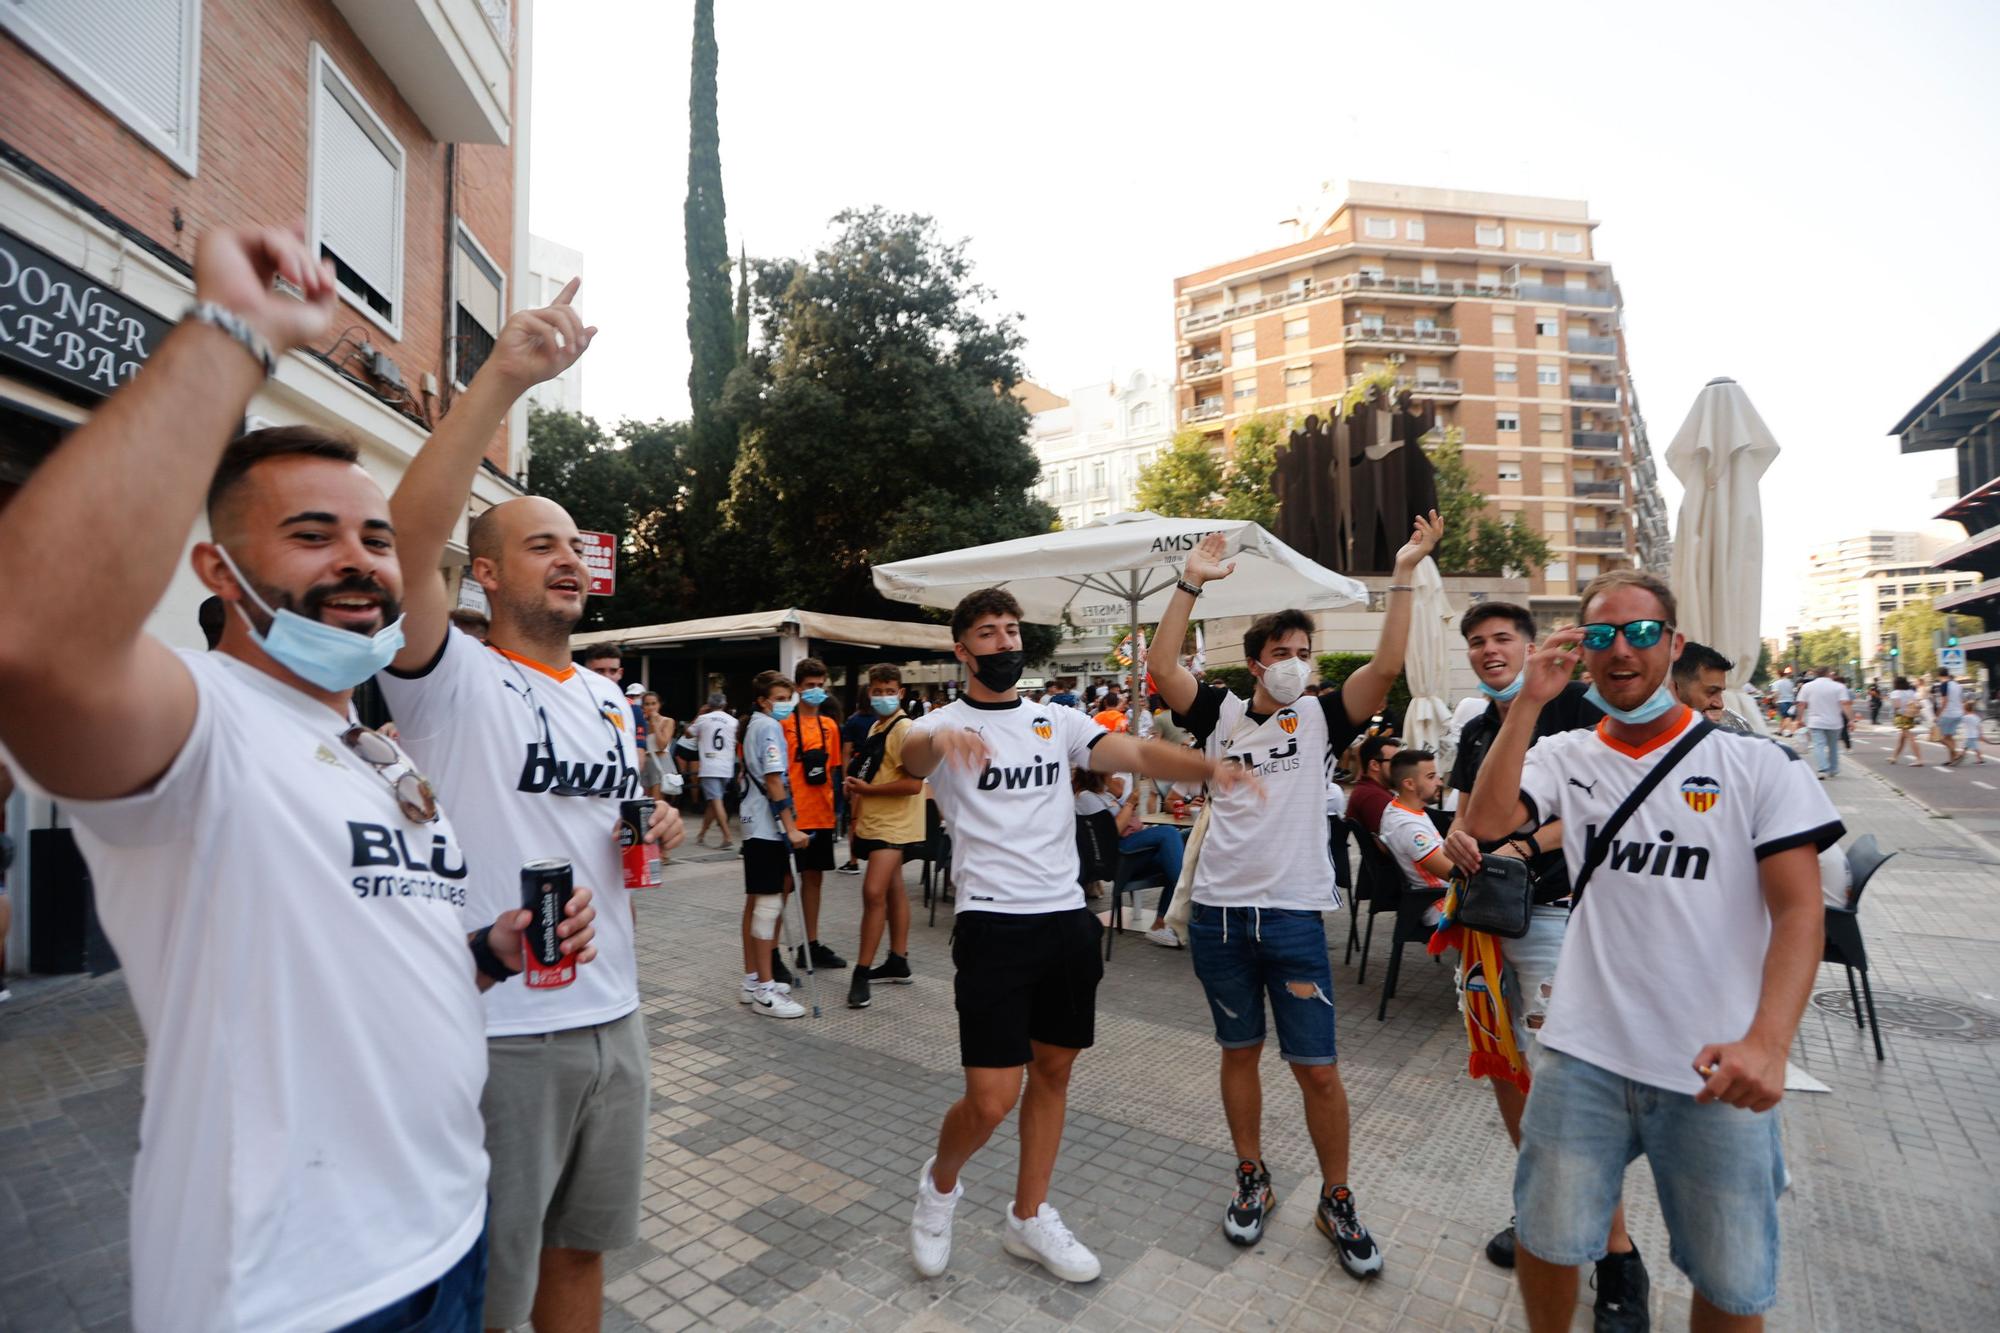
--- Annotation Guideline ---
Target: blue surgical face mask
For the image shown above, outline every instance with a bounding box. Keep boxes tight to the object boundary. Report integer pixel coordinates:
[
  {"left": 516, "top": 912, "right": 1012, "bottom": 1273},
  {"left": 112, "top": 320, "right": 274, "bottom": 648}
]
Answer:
[
  {"left": 1584, "top": 681, "right": 1679, "bottom": 725},
  {"left": 870, "top": 695, "right": 901, "bottom": 716},
  {"left": 216, "top": 547, "right": 405, "bottom": 692},
  {"left": 800, "top": 687, "right": 829, "bottom": 707},
  {"left": 770, "top": 700, "right": 797, "bottom": 720},
  {"left": 1476, "top": 671, "right": 1525, "bottom": 702}
]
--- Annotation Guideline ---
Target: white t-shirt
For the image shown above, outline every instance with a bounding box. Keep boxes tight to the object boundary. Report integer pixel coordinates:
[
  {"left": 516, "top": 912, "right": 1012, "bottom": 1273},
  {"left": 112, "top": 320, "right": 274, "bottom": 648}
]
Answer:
[
  {"left": 1518, "top": 708, "right": 1843, "bottom": 1094},
  {"left": 1890, "top": 688, "right": 1920, "bottom": 720},
  {"left": 1378, "top": 799, "right": 1451, "bottom": 891},
  {"left": 1797, "top": 676, "right": 1848, "bottom": 729},
  {"left": 1939, "top": 679, "right": 1966, "bottom": 719},
  {"left": 1772, "top": 677, "right": 1797, "bottom": 704},
  {"left": 690, "top": 709, "right": 740, "bottom": 776},
  {"left": 911, "top": 697, "right": 1104, "bottom": 914},
  {"left": 4, "top": 651, "right": 487, "bottom": 1333},
  {"left": 379, "top": 631, "right": 642, "bottom": 1038}
]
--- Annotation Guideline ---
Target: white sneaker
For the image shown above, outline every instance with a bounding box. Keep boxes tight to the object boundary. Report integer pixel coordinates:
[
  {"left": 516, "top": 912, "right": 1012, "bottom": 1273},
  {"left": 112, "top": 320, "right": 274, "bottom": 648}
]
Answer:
[
  {"left": 739, "top": 979, "right": 792, "bottom": 1004},
  {"left": 1002, "top": 1201, "right": 1101, "bottom": 1282},
  {"left": 749, "top": 985, "right": 804, "bottom": 1019},
  {"left": 909, "top": 1155, "right": 963, "bottom": 1277},
  {"left": 1146, "top": 925, "right": 1182, "bottom": 949},
  {"left": 0, "top": 987, "right": 10, "bottom": 1003}
]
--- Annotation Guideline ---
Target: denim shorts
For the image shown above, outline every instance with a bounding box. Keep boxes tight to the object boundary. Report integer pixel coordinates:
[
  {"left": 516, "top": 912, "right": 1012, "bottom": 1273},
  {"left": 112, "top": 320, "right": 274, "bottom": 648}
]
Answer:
[
  {"left": 1515, "top": 1047, "right": 1787, "bottom": 1316},
  {"left": 1496, "top": 905, "right": 1569, "bottom": 1068},
  {"left": 1187, "top": 904, "right": 1337, "bottom": 1065},
  {"left": 701, "top": 776, "right": 729, "bottom": 801}
]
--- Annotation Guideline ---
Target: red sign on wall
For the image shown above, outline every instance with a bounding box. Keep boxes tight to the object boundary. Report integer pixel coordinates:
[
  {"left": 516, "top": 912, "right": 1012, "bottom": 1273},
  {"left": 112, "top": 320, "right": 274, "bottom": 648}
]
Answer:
[{"left": 578, "top": 530, "right": 616, "bottom": 595}]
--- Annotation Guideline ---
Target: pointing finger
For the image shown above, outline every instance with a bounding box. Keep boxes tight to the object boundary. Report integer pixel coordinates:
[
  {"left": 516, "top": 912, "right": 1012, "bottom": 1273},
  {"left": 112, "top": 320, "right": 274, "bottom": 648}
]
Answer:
[{"left": 553, "top": 276, "right": 581, "bottom": 306}]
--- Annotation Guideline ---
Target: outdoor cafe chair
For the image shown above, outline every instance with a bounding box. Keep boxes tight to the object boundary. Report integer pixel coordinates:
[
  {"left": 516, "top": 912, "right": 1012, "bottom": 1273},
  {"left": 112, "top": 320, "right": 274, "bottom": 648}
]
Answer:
[{"left": 1826, "top": 833, "right": 1894, "bottom": 1061}]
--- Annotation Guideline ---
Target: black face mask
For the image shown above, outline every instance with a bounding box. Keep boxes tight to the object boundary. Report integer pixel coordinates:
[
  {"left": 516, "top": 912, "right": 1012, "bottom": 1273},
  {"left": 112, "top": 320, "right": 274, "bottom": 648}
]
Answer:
[{"left": 968, "top": 648, "right": 1026, "bottom": 693}]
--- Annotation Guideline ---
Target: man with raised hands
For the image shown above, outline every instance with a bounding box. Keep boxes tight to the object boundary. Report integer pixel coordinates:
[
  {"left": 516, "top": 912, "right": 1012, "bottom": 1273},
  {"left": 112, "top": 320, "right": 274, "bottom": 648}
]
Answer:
[
  {"left": 376, "top": 276, "right": 681, "bottom": 1331},
  {"left": 0, "top": 224, "right": 597, "bottom": 1332}
]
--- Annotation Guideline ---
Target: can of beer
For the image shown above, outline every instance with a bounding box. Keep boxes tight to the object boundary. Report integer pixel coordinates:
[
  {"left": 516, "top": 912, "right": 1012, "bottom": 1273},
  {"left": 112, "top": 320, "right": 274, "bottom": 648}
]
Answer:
[
  {"left": 521, "top": 858, "right": 575, "bottom": 990},
  {"left": 619, "top": 798, "right": 661, "bottom": 889}
]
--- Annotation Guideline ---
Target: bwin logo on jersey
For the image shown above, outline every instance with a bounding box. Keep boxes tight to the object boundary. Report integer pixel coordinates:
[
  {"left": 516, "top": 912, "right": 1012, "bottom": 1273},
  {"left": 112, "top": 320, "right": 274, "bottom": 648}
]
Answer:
[
  {"left": 1032, "top": 716, "right": 1053, "bottom": 740},
  {"left": 1276, "top": 709, "right": 1299, "bottom": 735},
  {"left": 977, "top": 757, "right": 1064, "bottom": 791},
  {"left": 1680, "top": 775, "right": 1721, "bottom": 814}
]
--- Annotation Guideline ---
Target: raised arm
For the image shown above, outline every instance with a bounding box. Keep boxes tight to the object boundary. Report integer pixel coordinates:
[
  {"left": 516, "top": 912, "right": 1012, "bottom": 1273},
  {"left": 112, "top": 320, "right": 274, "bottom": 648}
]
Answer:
[
  {"left": 1150, "top": 532, "right": 1237, "bottom": 716},
  {"left": 1461, "top": 629, "right": 1581, "bottom": 841},
  {"left": 388, "top": 280, "right": 595, "bottom": 670},
  {"left": 0, "top": 225, "right": 335, "bottom": 797},
  {"left": 1342, "top": 510, "right": 1441, "bottom": 724}
]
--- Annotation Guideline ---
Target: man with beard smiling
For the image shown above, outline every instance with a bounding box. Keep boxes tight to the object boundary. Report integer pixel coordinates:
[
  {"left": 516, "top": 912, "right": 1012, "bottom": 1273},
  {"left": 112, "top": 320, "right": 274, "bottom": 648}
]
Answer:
[
  {"left": 0, "top": 224, "right": 600, "bottom": 1331},
  {"left": 375, "top": 277, "right": 683, "bottom": 1332}
]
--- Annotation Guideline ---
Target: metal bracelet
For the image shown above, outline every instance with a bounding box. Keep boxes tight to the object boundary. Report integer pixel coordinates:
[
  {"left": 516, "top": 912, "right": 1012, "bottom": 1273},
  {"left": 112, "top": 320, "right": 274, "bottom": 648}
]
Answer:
[{"left": 182, "top": 300, "right": 275, "bottom": 378}]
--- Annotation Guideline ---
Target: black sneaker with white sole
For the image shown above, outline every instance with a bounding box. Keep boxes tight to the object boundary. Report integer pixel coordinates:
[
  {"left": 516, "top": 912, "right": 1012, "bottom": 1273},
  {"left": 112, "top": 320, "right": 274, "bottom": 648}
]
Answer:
[
  {"left": 1314, "top": 1185, "right": 1383, "bottom": 1278},
  {"left": 1222, "top": 1160, "right": 1274, "bottom": 1246},
  {"left": 769, "top": 954, "right": 797, "bottom": 988},
  {"left": 847, "top": 969, "right": 872, "bottom": 1009},
  {"left": 796, "top": 940, "right": 847, "bottom": 970},
  {"left": 868, "top": 952, "right": 914, "bottom": 984},
  {"left": 1591, "top": 1246, "right": 1650, "bottom": 1332},
  {"left": 1486, "top": 1218, "right": 1517, "bottom": 1269}
]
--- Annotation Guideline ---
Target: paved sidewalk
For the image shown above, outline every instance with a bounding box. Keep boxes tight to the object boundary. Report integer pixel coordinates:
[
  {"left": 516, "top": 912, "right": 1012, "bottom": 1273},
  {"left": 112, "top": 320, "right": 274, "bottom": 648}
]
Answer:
[{"left": 3, "top": 762, "right": 1998, "bottom": 1331}]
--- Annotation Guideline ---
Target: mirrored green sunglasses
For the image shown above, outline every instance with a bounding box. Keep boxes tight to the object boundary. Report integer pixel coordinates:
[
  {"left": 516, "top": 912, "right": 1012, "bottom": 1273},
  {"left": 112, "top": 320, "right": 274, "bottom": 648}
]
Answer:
[{"left": 1579, "top": 620, "right": 1670, "bottom": 651}]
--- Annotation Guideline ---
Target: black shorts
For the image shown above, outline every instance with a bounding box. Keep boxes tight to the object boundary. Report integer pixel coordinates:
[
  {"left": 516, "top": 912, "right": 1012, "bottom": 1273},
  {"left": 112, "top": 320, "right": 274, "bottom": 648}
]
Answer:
[
  {"left": 952, "top": 908, "right": 1103, "bottom": 1067},
  {"left": 792, "top": 827, "right": 837, "bottom": 871},
  {"left": 742, "top": 839, "right": 793, "bottom": 895},
  {"left": 851, "top": 836, "right": 924, "bottom": 861}
]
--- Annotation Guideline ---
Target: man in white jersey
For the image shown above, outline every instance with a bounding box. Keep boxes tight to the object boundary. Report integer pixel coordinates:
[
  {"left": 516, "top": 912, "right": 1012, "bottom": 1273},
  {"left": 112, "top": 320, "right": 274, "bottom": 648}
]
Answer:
[
  {"left": 379, "top": 277, "right": 683, "bottom": 1330},
  {"left": 900, "top": 588, "right": 1254, "bottom": 1285},
  {"left": 0, "top": 224, "right": 598, "bottom": 1332},
  {"left": 691, "top": 702, "right": 741, "bottom": 846},
  {"left": 1462, "top": 570, "right": 1839, "bottom": 1332},
  {"left": 1377, "top": 750, "right": 1451, "bottom": 925},
  {"left": 1796, "top": 668, "right": 1851, "bottom": 778},
  {"left": 1148, "top": 513, "right": 1440, "bottom": 1273}
]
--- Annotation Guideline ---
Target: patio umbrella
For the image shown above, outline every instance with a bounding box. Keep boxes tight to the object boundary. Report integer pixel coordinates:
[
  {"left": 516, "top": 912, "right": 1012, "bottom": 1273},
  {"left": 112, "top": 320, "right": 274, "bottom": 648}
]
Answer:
[
  {"left": 1400, "top": 555, "right": 1455, "bottom": 753},
  {"left": 873, "top": 512, "right": 1369, "bottom": 634},
  {"left": 1666, "top": 378, "right": 1781, "bottom": 732}
]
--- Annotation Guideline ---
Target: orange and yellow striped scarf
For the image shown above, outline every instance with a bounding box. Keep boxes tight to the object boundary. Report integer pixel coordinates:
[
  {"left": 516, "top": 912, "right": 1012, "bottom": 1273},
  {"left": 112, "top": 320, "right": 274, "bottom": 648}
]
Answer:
[{"left": 1428, "top": 882, "right": 1531, "bottom": 1093}]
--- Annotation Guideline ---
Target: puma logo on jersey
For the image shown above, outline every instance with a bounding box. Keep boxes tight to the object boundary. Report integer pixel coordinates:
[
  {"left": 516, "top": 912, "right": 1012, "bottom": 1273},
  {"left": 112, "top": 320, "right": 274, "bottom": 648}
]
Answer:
[
  {"left": 1584, "top": 824, "right": 1711, "bottom": 880},
  {"left": 976, "top": 757, "right": 1064, "bottom": 791},
  {"left": 1568, "top": 777, "right": 1599, "bottom": 796},
  {"left": 315, "top": 744, "right": 342, "bottom": 766}
]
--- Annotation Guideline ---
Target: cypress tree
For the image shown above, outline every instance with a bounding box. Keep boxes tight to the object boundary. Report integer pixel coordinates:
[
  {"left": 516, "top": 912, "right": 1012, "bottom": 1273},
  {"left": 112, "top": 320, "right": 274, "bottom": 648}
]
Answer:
[
  {"left": 684, "top": 0, "right": 732, "bottom": 423},
  {"left": 734, "top": 244, "right": 750, "bottom": 364}
]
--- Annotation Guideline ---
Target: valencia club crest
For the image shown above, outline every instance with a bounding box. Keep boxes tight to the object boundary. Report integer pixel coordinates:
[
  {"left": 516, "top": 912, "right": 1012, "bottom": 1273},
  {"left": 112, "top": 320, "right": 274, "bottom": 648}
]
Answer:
[
  {"left": 1276, "top": 709, "right": 1299, "bottom": 735},
  {"left": 1680, "top": 775, "right": 1721, "bottom": 814},
  {"left": 1032, "top": 716, "right": 1053, "bottom": 741}
]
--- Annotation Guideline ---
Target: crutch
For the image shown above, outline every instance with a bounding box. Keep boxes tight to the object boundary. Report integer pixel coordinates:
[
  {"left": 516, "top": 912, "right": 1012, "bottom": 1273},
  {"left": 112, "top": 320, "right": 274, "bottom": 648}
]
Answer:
[{"left": 779, "top": 883, "right": 822, "bottom": 1017}]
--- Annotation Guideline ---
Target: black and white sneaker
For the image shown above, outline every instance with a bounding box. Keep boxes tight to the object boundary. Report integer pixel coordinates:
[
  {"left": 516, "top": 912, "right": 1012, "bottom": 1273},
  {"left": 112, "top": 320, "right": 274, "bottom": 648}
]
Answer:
[
  {"left": 868, "top": 952, "right": 914, "bottom": 985},
  {"left": 1591, "top": 1246, "right": 1650, "bottom": 1332},
  {"left": 1314, "top": 1185, "right": 1383, "bottom": 1278},
  {"left": 846, "top": 969, "right": 872, "bottom": 1010},
  {"left": 796, "top": 940, "right": 847, "bottom": 970},
  {"left": 1222, "top": 1159, "right": 1274, "bottom": 1246}
]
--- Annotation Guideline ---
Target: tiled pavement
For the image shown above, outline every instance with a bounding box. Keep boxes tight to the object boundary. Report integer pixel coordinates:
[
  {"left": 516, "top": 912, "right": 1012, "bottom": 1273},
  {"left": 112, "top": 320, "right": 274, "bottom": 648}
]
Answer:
[{"left": 4, "top": 732, "right": 1999, "bottom": 1331}]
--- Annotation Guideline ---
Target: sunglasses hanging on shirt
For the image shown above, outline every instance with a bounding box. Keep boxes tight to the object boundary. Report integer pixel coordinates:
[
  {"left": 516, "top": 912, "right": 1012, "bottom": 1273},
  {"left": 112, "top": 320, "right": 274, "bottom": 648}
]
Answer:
[{"left": 340, "top": 725, "right": 439, "bottom": 824}]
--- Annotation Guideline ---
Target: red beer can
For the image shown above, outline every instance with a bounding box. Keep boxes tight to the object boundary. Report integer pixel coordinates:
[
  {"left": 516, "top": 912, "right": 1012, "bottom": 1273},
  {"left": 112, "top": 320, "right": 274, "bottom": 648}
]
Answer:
[
  {"left": 619, "top": 798, "right": 661, "bottom": 889},
  {"left": 521, "top": 858, "right": 575, "bottom": 990}
]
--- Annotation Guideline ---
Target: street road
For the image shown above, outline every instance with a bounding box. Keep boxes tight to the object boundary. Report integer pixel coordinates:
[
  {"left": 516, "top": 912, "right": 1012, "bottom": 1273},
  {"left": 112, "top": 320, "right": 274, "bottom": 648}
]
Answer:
[{"left": 1807, "top": 720, "right": 2000, "bottom": 854}]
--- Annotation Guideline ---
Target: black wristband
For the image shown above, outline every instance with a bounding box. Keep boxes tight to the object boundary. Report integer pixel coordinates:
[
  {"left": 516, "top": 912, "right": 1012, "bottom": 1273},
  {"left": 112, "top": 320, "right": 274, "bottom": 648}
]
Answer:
[
  {"left": 469, "top": 926, "right": 520, "bottom": 982},
  {"left": 1175, "top": 579, "right": 1203, "bottom": 598}
]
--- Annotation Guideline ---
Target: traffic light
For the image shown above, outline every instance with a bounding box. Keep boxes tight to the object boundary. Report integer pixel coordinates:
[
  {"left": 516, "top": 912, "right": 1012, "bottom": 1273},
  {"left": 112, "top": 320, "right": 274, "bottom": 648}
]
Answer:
[
  {"left": 1947, "top": 615, "right": 1960, "bottom": 648},
  {"left": 1888, "top": 631, "right": 1900, "bottom": 659}
]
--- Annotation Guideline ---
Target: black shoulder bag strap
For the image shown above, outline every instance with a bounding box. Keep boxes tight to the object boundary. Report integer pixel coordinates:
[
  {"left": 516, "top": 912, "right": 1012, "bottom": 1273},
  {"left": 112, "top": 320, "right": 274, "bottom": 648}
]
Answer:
[{"left": 1569, "top": 717, "right": 1715, "bottom": 910}]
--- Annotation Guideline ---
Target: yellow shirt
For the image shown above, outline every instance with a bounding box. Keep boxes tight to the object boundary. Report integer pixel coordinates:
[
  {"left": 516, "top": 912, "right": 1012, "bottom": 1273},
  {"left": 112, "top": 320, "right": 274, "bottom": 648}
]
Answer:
[{"left": 853, "top": 716, "right": 925, "bottom": 845}]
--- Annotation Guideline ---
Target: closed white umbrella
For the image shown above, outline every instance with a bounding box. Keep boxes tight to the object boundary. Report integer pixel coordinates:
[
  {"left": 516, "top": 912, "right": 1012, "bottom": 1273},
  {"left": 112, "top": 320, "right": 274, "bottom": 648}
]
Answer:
[
  {"left": 1666, "top": 377, "right": 1781, "bottom": 731},
  {"left": 1400, "top": 555, "right": 1454, "bottom": 753}
]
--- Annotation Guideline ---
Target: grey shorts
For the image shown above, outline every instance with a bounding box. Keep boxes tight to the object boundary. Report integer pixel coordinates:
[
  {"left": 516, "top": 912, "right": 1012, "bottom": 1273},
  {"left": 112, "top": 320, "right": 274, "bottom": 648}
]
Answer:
[
  {"left": 480, "top": 1009, "right": 650, "bottom": 1326},
  {"left": 701, "top": 776, "right": 729, "bottom": 801}
]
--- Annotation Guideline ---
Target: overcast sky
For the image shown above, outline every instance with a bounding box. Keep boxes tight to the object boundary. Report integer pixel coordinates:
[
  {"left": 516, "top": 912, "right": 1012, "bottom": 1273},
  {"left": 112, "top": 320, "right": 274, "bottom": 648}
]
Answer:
[{"left": 529, "top": 0, "right": 2000, "bottom": 636}]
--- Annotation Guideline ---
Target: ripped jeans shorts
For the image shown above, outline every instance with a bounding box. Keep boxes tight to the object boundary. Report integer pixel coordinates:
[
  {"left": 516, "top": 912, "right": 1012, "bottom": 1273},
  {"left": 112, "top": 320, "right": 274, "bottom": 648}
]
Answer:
[{"left": 1187, "top": 904, "right": 1336, "bottom": 1065}]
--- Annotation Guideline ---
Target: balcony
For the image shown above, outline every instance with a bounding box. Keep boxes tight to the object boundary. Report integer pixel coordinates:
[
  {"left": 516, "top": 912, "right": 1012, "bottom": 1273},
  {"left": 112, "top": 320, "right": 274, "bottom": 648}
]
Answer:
[
  {"left": 1567, "top": 333, "right": 1618, "bottom": 357},
  {"left": 1183, "top": 355, "right": 1223, "bottom": 382},
  {"left": 333, "top": 0, "right": 513, "bottom": 144},
  {"left": 1572, "top": 383, "right": 1619, "bottom": 403},
  {"left": 1181, "top": 308, "right": 1225, "bottom": 333},
  {"left": 1573, "top": 430, "right": 1621, "bottom": 450},
  {"left": 1573, "top": 480, "right": 1624, "bottom": 498},
  {"left": 1344, "top": 323, "right": 1461, "bottom": 350},
  {"left": 1517, "top": 283, "right": 1618, "bottom": 308},
  {"left": 1331, "top": 273, "right": 1525, "bottom": 302},
  {"left": 1575, "top": 529, "right": 1626, "bottom": 548},
  {"left": 1349, "top": 374, "right": 1463, "bottom": 399},
  {"left": 1183, "top": 402, "right": 1226, "bottom": 424}
]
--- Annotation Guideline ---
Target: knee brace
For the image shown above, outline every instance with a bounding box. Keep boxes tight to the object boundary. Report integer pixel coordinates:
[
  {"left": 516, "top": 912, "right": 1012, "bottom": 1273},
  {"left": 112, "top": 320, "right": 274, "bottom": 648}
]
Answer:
[{"left": 750, "top": 894, "right": 783, "bottom": 942}]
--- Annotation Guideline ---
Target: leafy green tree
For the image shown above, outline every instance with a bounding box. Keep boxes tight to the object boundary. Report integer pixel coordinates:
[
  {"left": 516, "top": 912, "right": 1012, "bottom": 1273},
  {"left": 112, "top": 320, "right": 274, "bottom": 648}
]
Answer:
[
  {"left": 719, "top": 208, "right": 1058, "bottom": 622},
  {"left": 1880, "top": 604, "right": 1974, "bottom": 676},
  {"left": 1133, "top": 416, "right": 1280, "bottom": 526},
  {"left": 1318, "top": 652, "right": 1410, "bottom": 724},
  {"left": 1796, "top": 627, "right": 1859, "bottom": 672},
  {"left": 1751, "top": 641, "right": 1774, "bottom": 686},
  {"left": 1426, "top": 428, "right": 1551, "bottom": 577}
]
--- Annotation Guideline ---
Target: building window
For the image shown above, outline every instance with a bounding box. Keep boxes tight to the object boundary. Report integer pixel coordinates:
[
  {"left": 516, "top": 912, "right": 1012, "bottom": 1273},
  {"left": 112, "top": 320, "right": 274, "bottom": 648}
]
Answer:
[
  {"left": 312, "top": 46, "right": 405, "bottom": 336},
  {"left": 1578, "top": 561, "right": 1600, "bottom": 579},
  {"left": 1516, "top": 229, "right": 1546, "bottom": 251},
  {"left": 1233, "top": 377, "right": 1256, "bottom": 401},
  {"left": 0, "top": 0, "right": 202, "bottom": 174},
  {"left": 1129, "top": 401, "right": 1157, "bottom": 427},
  {"left": 1492, "top": 313, "right": 1515, "bottom": 335},
  {"left": 1091, "top": 462, "right": 1106, "bottom": 493},
  {"left": 1495, "top": 362, "right": 1518, "bottom": 383},
  {"left": 1359, "top": 264, "right": 1386, "bottom": 281},
  {"left": 1364, "top": 217, "right": 1396, "bottom": 239},
  {"left": 1231, "top": 330, "right": 1256, "bottom": 361},
  {"left": 1554, "top": 231, "right": 1583, "bottom": 254},
  {"left": 1546, "top": 560, "right": 1570, "bottom": 582},
  {"left": 1536, "top": 365, "right": 1561, "bottom": 385},
  {"left": 1535, "top": 316, "right": 1559, "bottom": 337},
  {"left": 1406, "top": 219, "right": 1426, "bottom": 242},
  {"left": 1476, "top": 222, "right": 1503, "bottom": 246},
  {"left": 1546, "top": 511, "right": 1568, "bottom": 531},
  {"left": 1065, "top": 467, "right": 1078, "bottom": 496},
  {"left": 1413, "top": 316, "right": 1437, "bottom": 333},
  {"left": 1360, "top": 313, "right": 1385, "bottom": 333},
  {"left": 1542, "top": 464, "right": 1565, "bottom": 486},
  {"left": 452, "top": 224, "right": 504, "bottom": 389},
  {"left": 1497, "top": 412, "right": 1521, "bottom": 432},
  {"left": 1498, "top": 462, "right": 1523, "bottom": 482},
  {"left": 1421, "top": 263, "right": 1438, "bottom": 283},
  {"left": 1540, "top": 412, "right": 1562, "bottom": 434},
  {"left": 1284, "top": 316, "right": 1308, "bottom": 340},
  {"left": 1284, "top": 366, "right": 1311, "bottom": 387}
]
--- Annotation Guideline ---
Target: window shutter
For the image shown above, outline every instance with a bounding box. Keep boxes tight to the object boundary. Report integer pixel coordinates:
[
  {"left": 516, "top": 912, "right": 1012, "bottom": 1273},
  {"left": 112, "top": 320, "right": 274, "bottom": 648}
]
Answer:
[
  {"left": 3, "top": 0, "right": 194, "bottom": 163},
  {"left": 316, "top": 75, "right": 399, "bottom": 305}
]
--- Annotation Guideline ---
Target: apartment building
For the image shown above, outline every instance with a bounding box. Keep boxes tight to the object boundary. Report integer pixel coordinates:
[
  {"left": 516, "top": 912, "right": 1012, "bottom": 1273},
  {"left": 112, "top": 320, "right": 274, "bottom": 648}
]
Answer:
[
  {"left": 526, "top": 232, "right": 586, "bottom": 414},
  {"left": 1798, "top": 528, "right": 1980, "bottom": 660},
  {"left": 1171, "top": 180, "right": 1665, "bottom": 614},
  {"left": 1027, "top": 370, "right": 1173, "bottom": 529},
  {"left": 1893, "top": 327, "right": 2000, "bottom": 671}
]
